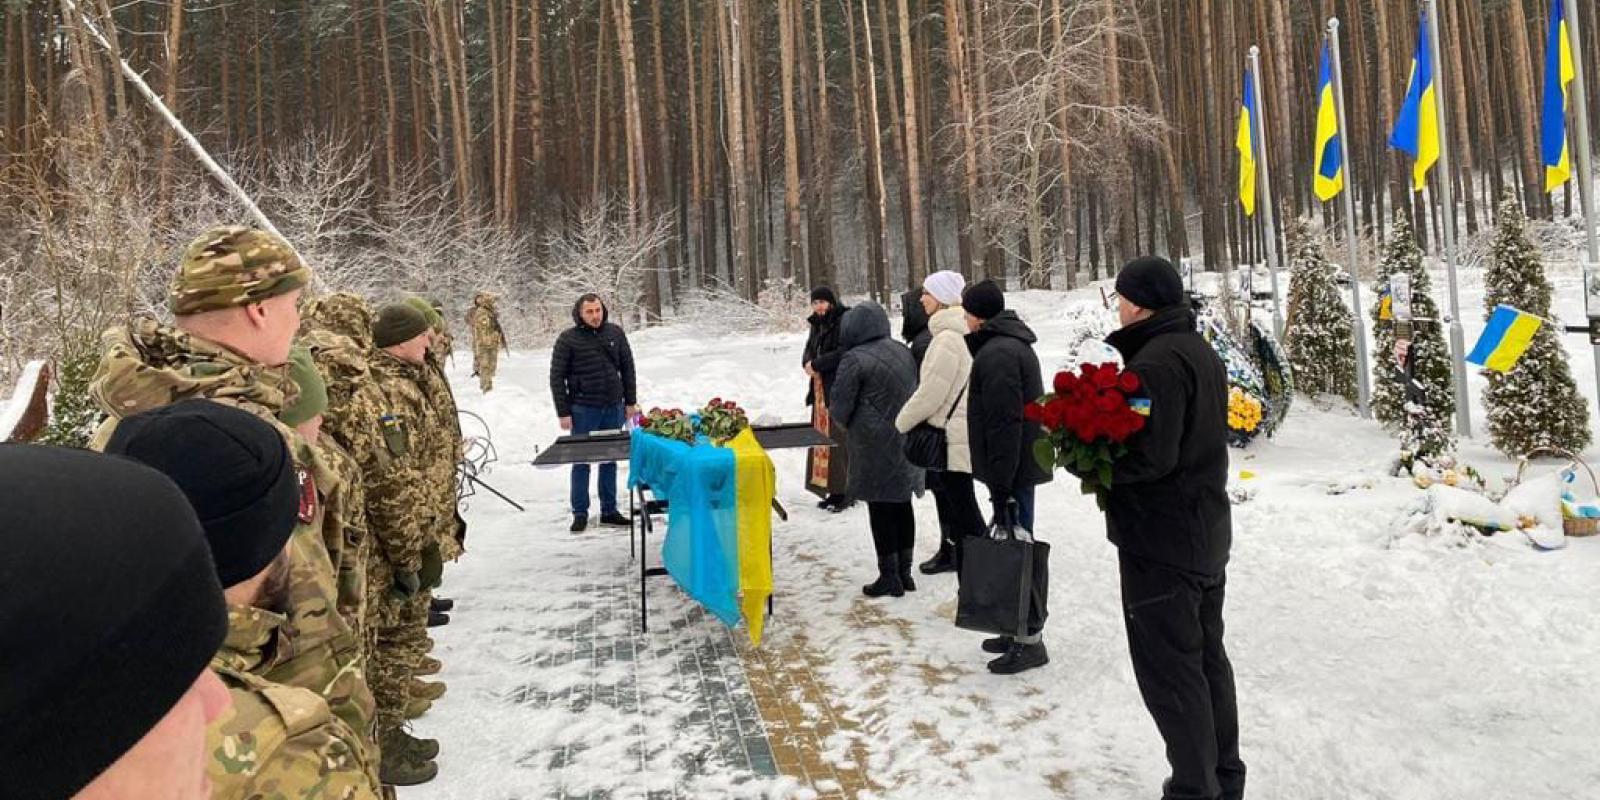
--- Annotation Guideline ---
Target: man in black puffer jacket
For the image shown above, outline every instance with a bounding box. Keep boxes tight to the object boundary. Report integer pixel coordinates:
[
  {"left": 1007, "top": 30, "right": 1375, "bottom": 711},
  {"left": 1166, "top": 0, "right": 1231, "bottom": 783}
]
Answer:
[
  {"left": 551, "top": 293, "right": 638, "bottom": 532},
  {"left": 1104, "top": 256, "right": 1242, "bottom": 800},
  {"left": 961, "top": 280, "right": 1053, "bottom": 675}
]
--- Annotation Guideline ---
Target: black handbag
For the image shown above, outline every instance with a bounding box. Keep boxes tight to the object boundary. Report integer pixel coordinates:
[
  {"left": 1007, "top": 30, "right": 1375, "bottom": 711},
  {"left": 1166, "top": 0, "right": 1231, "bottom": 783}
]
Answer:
[
  {"left": 955, "top": 502, "right": 1049, "bottom": 638},
  {"left": 903, "top": 385, "right": 964, "bottom": 471}
]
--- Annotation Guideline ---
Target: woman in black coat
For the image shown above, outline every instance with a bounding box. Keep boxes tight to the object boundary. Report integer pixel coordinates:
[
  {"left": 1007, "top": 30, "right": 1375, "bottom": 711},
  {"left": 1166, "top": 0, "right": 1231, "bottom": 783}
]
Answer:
[
  {"left": 803, "top": 287, "right": 852, "bottom": 510},
  {"left": 828, "top": 301, "right": 923, "bottom": 597}
]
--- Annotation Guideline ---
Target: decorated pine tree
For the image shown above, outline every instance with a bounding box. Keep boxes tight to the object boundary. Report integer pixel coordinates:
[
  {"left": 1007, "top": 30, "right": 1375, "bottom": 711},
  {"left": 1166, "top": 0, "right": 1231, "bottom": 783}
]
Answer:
[
  {"left": 1283, "top": 218, "right": 1357, "bottom": 403},
  {"left": 1480, "top": 196, "right": 1591, "bottom": 457},
  {"left": 1371, "top": 213, "right": 1456, "bottom": 462}
]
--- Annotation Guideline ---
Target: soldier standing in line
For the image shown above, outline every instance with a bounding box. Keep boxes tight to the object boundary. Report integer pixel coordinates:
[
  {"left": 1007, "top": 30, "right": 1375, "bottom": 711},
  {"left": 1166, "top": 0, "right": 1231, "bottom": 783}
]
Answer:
[
  {"left": 468, "top": 292, "right": 508, "bottom": 392},
  {"left": 87, "top": 225, "right": 376, "bottom": 763},
  {"left": 106, "top": 400, "right": 380, "bottom": 799}
]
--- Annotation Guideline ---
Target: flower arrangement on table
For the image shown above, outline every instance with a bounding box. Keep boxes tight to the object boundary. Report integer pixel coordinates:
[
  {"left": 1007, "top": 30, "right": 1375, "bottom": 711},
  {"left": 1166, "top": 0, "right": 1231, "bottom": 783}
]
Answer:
[
  {"left": 638, "top": 407, "right": 695, "bottom": 443},
  {"left": 696, "top": 397, "right": 750, "bottom": 442},
  {"left": 1027, "top": 362, "right": 1147, "bottom": 509}
]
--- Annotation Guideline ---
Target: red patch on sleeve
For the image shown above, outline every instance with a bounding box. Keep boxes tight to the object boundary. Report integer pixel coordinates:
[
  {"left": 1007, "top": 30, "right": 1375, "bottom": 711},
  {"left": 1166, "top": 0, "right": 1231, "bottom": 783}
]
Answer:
[{"left": 297, "top": 467, "right": 318, "bottom": 523}]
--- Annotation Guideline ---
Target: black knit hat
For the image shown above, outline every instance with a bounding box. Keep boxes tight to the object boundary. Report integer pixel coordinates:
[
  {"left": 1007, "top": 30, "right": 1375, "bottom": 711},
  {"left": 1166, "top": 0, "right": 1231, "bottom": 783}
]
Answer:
[
  {"left": 810, "top": 286, "right": 839, "bottom": 305},
  {"left": 1115, "top": 256, "right": 1185, "bottom": 311},
  {"left": 0, "top": 444, "right": 226, "bottom": 800},
  {"left": 373, "top": 303, "right": 431, "bottom": 349},
  {"left": 105, "top": 399, "right": 301, "bottom": 588},
  {"left": 962, "top": 279, "right": 1005, "bottom": 321}
]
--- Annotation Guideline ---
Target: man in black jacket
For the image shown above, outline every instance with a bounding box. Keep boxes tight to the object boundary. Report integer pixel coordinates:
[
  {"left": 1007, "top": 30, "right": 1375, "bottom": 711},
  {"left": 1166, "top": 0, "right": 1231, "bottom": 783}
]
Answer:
[
  {"left": 1104, "top": 257, "right": 1243, "bottom": 800},
  {"left": 962, "top": 280, "right": 1053, "bottom": 675},
  {"left": 551, "top": 293, "right": 638, "bottom": 532},
  {"left": 803, "top": 287, "right": 853, "bottom": 511}
]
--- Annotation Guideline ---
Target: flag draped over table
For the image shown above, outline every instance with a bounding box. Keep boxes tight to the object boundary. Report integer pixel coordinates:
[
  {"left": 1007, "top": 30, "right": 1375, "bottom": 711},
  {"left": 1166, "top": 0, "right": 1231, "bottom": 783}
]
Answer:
[
  {"left": 1389, "top": 16, "right": 1439, "bottom": 192},
  {"left": 1466, "top": 305, "right": 1543, "bottom": 373},
  {"left": 1313, "top": 43, "right": 1344, "bottom": 202},
  {"left": 1541, "top": 0, "right": 1576, "bottom": 192},
  {"left": 1237, "top": 68, "right": 1259, "bottom": 217}
]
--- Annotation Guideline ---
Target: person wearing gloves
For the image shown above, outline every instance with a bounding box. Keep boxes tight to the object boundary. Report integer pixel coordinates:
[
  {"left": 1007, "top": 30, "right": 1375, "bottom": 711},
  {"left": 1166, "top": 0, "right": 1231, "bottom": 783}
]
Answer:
[{"left": 894, "top": 270, "right": 984, "bottom": 576}]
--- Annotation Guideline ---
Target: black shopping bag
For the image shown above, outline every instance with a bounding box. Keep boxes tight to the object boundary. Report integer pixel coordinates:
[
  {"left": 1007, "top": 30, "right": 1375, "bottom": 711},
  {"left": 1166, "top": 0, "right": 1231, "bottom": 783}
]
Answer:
[{"left": 955, "top": 507, "right": 1049, "bottom": 637}]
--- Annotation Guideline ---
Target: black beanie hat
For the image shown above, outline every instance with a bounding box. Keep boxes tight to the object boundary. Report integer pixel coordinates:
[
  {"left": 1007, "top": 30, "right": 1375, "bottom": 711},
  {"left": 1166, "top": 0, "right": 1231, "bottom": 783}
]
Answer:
[
  {"left": 0, "top": 444, "right": 226, "bottom": 800},
  {"left": 810, "top": 286, "right": 839, "bottom": 305},
  {"left": 1115, "top": 256, "right": 1185, "bottom": 311},
  {"left": 962, "top": 279, "right": 1005, "bottom": 321},
  {"left": 373, "top": 303, "right": 431, "bottom": 349},
  {"left": 106, "top": 399, "right": 301, "bottom": 588}
]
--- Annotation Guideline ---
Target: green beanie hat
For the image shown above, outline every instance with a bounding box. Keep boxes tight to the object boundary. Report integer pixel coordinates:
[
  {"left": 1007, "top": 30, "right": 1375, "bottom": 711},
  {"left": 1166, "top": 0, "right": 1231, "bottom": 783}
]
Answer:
[
  {"left": 279, "top": 346, "right": 329, "bottom": 426},
  {"left": 374, "top": 303, "right": 430, "bottom": 349},
  {"left": 405, "top": 296, "right": 443, "bottom": 329}
]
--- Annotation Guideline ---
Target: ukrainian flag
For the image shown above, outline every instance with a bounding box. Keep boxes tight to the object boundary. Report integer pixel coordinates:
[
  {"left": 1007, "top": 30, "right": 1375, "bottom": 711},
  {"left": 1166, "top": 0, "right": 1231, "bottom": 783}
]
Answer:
[
  {"left": 1466, "top": 305, "right": 1543, "bottom": 373},
  {"left": 1313, "top": 43, "right": 1344, "bottom": 202},
  {"left": 1237, "top": 68, "right": 1258, "bottom": 217},
  {"left": 1389, "top": 17, "right": 1439, "bottom": 192},
  {"left": 1542, "top": 0, "right": 1576, "bottom": 192}
]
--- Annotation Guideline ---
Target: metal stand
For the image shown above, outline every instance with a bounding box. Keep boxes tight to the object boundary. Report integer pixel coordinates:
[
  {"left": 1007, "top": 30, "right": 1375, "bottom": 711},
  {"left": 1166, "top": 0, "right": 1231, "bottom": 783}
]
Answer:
[{"left": 629, "top": 482, "right": 776, "bottom": 635}]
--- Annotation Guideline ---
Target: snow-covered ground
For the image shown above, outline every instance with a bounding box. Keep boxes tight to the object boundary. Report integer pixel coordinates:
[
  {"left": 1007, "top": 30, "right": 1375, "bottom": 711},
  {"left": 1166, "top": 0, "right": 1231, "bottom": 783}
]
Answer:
[{"left": 412, "top": 272, "right": 1600, "bottom": 799}]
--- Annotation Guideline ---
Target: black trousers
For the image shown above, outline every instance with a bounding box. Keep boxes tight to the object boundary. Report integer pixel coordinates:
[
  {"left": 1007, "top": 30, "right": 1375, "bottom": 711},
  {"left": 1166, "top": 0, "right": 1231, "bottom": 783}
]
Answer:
[
  {"left": 866, "top": 501, "right": 916, "bottom": 555},
  {"left": 1118, "top": 552, "right": 1245, "bottom": 800},
  {"left": 931, "top": 471, "right": 985, "bottom": 560}
]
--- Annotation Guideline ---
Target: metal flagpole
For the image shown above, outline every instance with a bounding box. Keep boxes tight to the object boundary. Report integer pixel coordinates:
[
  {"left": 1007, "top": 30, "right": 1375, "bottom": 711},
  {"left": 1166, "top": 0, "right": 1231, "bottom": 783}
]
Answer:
[
  {"left": 1424, "top": 0, "right": 1471, "bottom": 437},
  {"left": 60, "top": 0, "right": 292, "bottom": 249},
  {"left": 1248, "top": 46, "right": 1285, "bottom": 340},
  {"left": 1328, "top": 18, "right": 1373, "bottom": 418},
  {"left": 1564, "top": 0, "right": 1600, "bottom": 425}
]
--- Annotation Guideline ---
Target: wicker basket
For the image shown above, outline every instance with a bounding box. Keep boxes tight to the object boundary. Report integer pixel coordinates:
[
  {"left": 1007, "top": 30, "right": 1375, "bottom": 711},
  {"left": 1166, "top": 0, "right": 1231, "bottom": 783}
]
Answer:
[{"left": 1514, "top": 447, "right": 1599, "bottom": 537}]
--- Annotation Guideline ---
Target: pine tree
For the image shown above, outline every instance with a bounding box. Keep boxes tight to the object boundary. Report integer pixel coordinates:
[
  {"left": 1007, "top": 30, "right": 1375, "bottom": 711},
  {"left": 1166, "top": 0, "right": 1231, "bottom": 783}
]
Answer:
[
  {"left": 1371, "top": 213, "right": 1456, "bottom": 462},
  {"left": 1481, "top": 195, "right": 1591, "bottom": 457},
  {"left": 1283, "top": 218, "right": 1357, "bottom": 404},
  {"left": 37, "top": 343, "right": 102, "bottom": 449}
]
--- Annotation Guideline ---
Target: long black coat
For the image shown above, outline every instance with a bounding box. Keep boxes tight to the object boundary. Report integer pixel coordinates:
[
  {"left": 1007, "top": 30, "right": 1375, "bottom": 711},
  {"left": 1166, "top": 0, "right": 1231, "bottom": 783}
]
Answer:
[
  {"left": 549, "top": 298, "right": 637, "bottom": 417},
  {"left": 1105, "top": 305, "right": 1232, "bottom": 576},
  {"left": 829, "top": 302, "right": 923, "bottom": 503},
  {"left": 965, "top": 311, "right": 1053, "bottom": 494},
  {"left": 802, "top": 305, "right": 848, "bottom": 406}
]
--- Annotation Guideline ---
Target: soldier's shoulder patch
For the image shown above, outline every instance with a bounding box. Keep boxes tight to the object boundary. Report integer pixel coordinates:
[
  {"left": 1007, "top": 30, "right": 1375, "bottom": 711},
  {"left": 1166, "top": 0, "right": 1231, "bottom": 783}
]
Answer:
[{"left": 296, "top": 466, "right": 318, "bottom": 523}]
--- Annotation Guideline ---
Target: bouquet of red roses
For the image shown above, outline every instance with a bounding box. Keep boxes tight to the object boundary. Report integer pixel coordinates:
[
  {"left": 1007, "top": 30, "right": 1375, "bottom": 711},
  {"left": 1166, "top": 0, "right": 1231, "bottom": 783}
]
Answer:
[
  {"left": 1026, "top": 362, "right": 1147, "bottom": 508},
  {"left": 639, "top": 407, "right": 696, "bottom": 443},
  {"left": 696, "top": 397, "right": 750, "bottom": 441}
]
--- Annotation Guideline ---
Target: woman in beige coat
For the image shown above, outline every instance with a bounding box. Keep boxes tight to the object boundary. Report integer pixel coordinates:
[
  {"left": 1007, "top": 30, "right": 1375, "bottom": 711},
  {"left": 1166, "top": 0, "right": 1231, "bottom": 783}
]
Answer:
[{"left": 895, "top": 271, "right": 986, "bottom": 574}]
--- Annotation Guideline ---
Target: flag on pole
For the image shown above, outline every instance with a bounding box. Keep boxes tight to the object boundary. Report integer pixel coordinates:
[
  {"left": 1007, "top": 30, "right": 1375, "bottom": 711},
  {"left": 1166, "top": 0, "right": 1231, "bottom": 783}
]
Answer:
[
  {"left": 1466, "top": 305, "right": 1543, "bottom": 372},
  {"left": 1238, "top": 68, "right": 1259, "bottom": 217},
  {"left": 1541, "top": 0, "right": 1576, "bottom": 192},
  {"left": 1313, "top": 43, "right": 1344, "bottom": 202},
  {"left": 1389, "top": 16, "right": 1439, "bottom": 192}
]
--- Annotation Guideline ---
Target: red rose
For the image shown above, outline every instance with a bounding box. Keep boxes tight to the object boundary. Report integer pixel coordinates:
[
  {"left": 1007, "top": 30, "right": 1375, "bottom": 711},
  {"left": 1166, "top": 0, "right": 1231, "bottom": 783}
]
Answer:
[
  {"left": 1118, "top": 371, "right": 1140, "bottom": 392},
  {"left": 1053, "top": 371, "right": 1073, "bottom": 394},
  {"left": 1024, "top": 402, "right": 1044, "bottom": 423},
  {"left": 1092, "top": 364, "right": 1119, "bottom": 389}
]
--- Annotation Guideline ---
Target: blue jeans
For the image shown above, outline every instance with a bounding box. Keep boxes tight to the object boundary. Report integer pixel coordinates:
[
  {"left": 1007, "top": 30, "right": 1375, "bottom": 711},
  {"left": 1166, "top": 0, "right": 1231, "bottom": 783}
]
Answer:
[
  {"left": 985, "top": 483, "right": 1036, "bottom": 534},
  {"left": 570, "top": 403, "right": 625, "bottom": 515}
]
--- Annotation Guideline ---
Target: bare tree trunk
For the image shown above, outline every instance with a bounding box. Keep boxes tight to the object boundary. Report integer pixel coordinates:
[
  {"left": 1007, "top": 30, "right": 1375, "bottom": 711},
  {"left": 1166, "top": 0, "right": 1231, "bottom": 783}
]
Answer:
[
  {"left": 610, "top": 0, "right": 659, "bottom": 319},
  {"left": 721, "top": 0, "right": 757, "bottom": 299},
  {"left": 943, "top": 0, "right": 977, "bottom": 278},
  {"left": 527, "top": 0, "right": 547, "bottom": 210},
  {"left": 1503, "top": 0, "right": 1543, "bottom": 217},
  {"left": 860, "top": 0, "right": 891, "bottom": 302},
  {"left": 375, "top": 0, "right": 401, "bottom": 197},
  {"left": 896, "top": 0, "right": 927, "bottom": 286},
  {"left": 685, "top": 0, "right": 706, "bottom": 288},
  {"left": 648, "top": 0, "right": 678, "bottom": 290},
  {"left": 590, "top": 0, "right": 610, "bottom": 203},
  {"left": 779, "top": 0, "right": 806, "bottom": 282},
  {"left": 807, "top": 0, "right": 838, "bottom": 290},
  {"left": 1133, "top": 5, "right": 1187, "bottom": 260},
  {"left": 158, "top": 0, "right": 185, "bottom": 211}
]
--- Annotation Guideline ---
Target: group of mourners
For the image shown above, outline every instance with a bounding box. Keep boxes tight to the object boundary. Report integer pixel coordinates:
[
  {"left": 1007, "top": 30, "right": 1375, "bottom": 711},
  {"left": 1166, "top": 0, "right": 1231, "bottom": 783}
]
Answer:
[
  {"left": 1, "top": 225, "right": 512, "bottom": 799},
  {"left": 802, "top": 257, "right": 1247, "bottom": 800}
]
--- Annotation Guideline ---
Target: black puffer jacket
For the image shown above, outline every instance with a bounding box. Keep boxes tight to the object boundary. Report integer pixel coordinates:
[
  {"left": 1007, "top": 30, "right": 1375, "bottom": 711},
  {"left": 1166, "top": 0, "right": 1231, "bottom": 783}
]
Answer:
[
  {"left": 1105, "top": 305, "right": 1232, "bottom": 576},
  {"left": 829, "top": 302, "right": 923, "bottom": 503},
  {"left": 549, "top": 297, "right": 637, "bottom": 417},
  {"left": 802, "top": 298, "right": 848, "bottom": 407},
  {"left": 900, "top": 289, "right": 932, "bottom": 368},
  {"left": 965, "top": 311, "right": 1052, "bottom": 494}
]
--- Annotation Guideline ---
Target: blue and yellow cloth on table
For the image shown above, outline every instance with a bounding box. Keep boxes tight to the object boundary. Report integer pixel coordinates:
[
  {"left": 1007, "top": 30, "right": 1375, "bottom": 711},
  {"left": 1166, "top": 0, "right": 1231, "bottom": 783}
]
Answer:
[{"left": 628, "top": 428, "right": 776, "bottom": 645}]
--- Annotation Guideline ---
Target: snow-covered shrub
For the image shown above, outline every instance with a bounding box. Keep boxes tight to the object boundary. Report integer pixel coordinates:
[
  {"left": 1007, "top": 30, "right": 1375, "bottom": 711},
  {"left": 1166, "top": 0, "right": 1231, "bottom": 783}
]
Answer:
[
  {"left": 1283, "top": 218, "right": 1357, "bottom": 404},
  {"left": 1371, "top": 214, "right": 1455, "bottom": 464}
]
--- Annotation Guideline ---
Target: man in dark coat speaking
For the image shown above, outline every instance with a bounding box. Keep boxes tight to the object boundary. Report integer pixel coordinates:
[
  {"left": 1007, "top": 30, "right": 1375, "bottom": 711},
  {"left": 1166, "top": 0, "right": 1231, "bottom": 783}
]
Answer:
[
  {"left": 551, "top": 292, "right": 638, "bottom": 533},
  {"left": 1104, "top": 256, "right": 1244, "bottom": 800}
]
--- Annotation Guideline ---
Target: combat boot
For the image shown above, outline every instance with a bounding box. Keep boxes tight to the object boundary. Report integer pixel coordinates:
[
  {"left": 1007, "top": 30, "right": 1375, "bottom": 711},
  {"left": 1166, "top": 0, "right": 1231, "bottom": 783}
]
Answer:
[
  {"left": 415, "top": 655, "right": 443, "bottom": 676},
  {"left": 393, "top": 727, "right": 441, "bottom": 761},
  {"left": 428, "top": 609, "right": 450, "bottom": 627},
  {"left": 410, "top": 677, "right": 448, "bottom": 702},
  {"left": 379, "top": 730, "right": 438, "bottom": 786},
  {"left": 405, "top": 694, "right": 432, "bottom": 719}
]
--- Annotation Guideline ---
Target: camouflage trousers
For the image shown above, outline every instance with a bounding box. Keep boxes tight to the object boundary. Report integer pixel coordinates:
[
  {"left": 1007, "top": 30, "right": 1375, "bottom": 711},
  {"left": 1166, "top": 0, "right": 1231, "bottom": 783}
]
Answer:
[
  {"left": 473, "top": 346, "right": 498, "bottom": 392},
  {"left": 369, "top": 588, "right": 426, "bottom": 734}
]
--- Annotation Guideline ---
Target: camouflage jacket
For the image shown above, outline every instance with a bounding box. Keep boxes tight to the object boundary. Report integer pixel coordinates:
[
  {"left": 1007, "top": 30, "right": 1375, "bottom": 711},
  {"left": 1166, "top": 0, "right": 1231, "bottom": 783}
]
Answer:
[
  {"left": 367, "top": 351, "right": 440, "bottom": 575},
  {"left": 208, "top": 606, "right": 381, "bottom": 800},
  {"left": 89, "top": 319, "right": 375, "bottom": 757},
  {"left": 311, "top": 435, "right": 370, "bottom": 637},
  {"left": 417, "top": 351, "right": 465, "bottom": 560},
  {"left": 468, "top": 305, "right": 506, "bottom": 352}
]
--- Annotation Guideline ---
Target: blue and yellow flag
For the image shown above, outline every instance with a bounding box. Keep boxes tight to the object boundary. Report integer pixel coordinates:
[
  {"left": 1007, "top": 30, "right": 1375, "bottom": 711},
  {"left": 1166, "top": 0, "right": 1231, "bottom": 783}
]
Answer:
[
  {"left": 1466, "top": 305, "right": 1543, "bottom": 373},
  {"left": 1313, "top": 43, "right": 1344, "bottom": 202},
  {"left": 1389, "top": 17, "right": 1439, "bottom": 192},
  {"left": 1237, "top": 68, "right": 1258, "bottom": 217},
  {"left": 1541, "top": 0, "right": 1576, "bottom": 192}
]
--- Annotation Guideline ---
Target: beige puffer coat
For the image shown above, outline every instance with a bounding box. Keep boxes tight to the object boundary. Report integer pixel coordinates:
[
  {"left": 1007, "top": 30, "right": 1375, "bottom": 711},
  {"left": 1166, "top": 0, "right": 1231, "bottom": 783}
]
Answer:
[{"left": 893, "top": 306, "right": 973, "bottom": 473}]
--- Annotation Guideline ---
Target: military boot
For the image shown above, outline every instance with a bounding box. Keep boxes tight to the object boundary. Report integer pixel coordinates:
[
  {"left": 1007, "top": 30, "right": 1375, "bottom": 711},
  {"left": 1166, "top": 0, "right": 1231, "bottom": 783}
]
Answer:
[
  {"left": 379, "top": 730, "right": 438, "bottom": 786},
  {"left": 404, "top": 694, "right": 433, "bottom": 720},
  {"left": 415, "top": 655, "right": 443, "bottom": 676},
  {"left": 410, "top": 677, "right": 448, "bottom": 702},
  {"left": 393, "top": 727, "right": 441, "bottom": 761}
]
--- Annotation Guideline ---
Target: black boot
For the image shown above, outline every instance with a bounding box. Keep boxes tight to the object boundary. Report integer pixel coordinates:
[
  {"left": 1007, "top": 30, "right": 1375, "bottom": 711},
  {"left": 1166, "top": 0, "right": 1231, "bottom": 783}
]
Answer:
[
  {"left": 981, "top": 635, "right": 1014, "bottom": 654},
  {"left": 919, "top": 540, "right": 957, "bottom": 575},
  {"left": 862, "top": 553, "right": 904, "bottom": 597},
  {"left": 427, "top": 609, "right": 450, "bottom": 627},
  {"left": 430, "top": 596, "right": 454, "bottom": 613},
  {"left": 897, "top": 549, "right": 916, "bottom": 591},
  {"left": 987, "top": 641, "right": 1049, "bottom": 675}
]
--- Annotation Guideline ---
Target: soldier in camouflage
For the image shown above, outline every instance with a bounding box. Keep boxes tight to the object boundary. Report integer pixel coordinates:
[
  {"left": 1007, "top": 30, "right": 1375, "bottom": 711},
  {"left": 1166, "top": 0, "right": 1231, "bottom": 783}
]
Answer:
[
  {"left": 105, "top": 400, "right": 381, "bottom": 799},
  {"left": 87, "top": 225, "right": 377, "bottom": 766},
  {"left": 468, "top": 292, "right": 508, "bottom": 392}
]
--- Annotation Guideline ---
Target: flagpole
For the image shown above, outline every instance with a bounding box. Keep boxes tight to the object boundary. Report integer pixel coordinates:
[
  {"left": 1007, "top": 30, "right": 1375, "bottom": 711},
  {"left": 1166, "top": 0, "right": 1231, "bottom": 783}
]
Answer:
[
  {"left": 1564, "top": 0, "right": 1600, "bottom": 424},
  {"left": 1248, "top": 46, "right": 1285, "bottom": 340},
  {"left": 1424, "top": 0, "right": 1471, "bottom": 437},
  {"left": 1328, "top": 18, "right": 1373, "bottom": 418}
]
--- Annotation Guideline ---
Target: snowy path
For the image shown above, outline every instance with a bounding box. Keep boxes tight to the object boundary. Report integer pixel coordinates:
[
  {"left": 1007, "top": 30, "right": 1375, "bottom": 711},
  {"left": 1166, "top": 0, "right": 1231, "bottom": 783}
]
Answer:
[{"left": 411, "top": 284, "right": 1600, "bottom": 800}]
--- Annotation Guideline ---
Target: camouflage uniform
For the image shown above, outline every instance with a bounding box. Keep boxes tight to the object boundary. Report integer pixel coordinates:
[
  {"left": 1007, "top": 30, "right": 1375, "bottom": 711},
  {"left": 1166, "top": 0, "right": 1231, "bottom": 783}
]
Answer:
[
  {"left": 403, "top": 336, "right": 464, "bottom": 684},
  {"left": 366, "top": 349, "right": 442, "bottom": 737},
  {"left": 312, "top": 436, "right": 370, "bottom": 636},
  {"left": 208, "top": 605, "right": 381, "bottom": 799},
  {"left": 468, "top": 293, "right": 507, "bottom": 392},
  {"left": 88, "top": 227, "right": 376, "bottom": 761}
]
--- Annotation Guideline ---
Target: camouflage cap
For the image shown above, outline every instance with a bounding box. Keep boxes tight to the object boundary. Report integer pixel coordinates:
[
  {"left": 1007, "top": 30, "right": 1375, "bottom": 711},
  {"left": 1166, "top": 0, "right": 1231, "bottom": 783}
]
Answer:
[
  {"left": 301, "top": 292, "right": 374, "bottom": 348},
  {"left": 474, "top": 291, "right": 495, "bottom": 306},
  {"left": 170, "top": 225, "right": 310, "bottom": 316}
]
